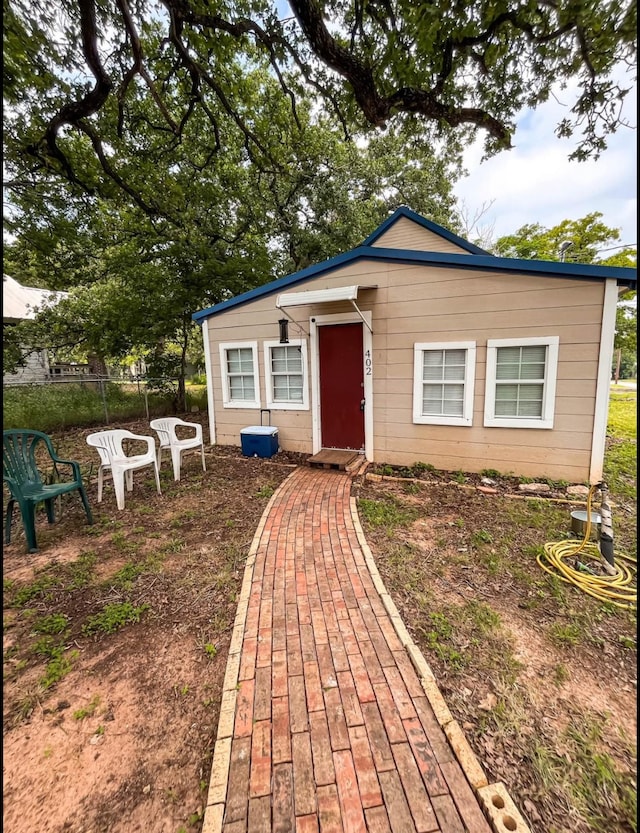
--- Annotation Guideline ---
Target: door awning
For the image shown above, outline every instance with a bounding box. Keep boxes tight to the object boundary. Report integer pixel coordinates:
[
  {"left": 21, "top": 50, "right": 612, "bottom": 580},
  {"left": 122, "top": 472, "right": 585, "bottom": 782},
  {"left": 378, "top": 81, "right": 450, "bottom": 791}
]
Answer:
[{"left": 275, "top": 284, "right": 377, "bottom": 332}]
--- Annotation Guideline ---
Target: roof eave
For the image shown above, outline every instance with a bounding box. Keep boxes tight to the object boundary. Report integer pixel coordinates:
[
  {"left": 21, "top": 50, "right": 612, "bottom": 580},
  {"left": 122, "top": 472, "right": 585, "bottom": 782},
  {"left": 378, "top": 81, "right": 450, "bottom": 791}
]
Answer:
[{"left": 192, "top": 247, "right": 636, "bottom": 323}]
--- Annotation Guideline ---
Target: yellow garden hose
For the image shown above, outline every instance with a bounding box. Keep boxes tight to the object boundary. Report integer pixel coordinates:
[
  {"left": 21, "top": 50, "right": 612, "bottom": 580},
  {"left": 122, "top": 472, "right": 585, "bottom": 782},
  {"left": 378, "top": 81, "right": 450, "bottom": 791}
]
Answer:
[{"left": 538, "top": 485, "right": 637, "bottom": 610}]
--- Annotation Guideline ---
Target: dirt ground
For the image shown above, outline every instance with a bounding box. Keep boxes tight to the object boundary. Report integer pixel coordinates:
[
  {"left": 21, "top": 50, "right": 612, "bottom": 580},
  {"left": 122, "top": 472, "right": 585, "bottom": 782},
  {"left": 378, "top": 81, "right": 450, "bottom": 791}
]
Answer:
[
  {"left": 3, "top": 414, "right": 637, "bottom": 833},
  {"left": 354, "top": 475, "right": 637, "bottom": 833}
]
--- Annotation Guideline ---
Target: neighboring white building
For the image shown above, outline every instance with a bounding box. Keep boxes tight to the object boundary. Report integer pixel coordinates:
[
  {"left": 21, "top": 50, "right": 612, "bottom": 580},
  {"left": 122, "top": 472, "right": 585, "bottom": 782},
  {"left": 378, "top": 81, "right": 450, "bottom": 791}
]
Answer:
[{"left": 3, "top": 275, "right": 68, "bottom": 383}]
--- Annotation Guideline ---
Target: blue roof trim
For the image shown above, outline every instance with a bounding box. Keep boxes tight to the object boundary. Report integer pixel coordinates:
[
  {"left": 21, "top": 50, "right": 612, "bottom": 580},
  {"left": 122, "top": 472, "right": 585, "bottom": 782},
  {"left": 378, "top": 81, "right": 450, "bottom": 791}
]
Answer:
[
  {"left": 362, "top": 206, "right": 490, "bottom": 255},
  {"left": 192, "top": 248, "right": 366, "bottom": 322},
  {"left": 192, "top": 246, "right": 636, "bottom": 323},
  {"left": 366, "top": 247, "right": 637, "bottom": 280}
]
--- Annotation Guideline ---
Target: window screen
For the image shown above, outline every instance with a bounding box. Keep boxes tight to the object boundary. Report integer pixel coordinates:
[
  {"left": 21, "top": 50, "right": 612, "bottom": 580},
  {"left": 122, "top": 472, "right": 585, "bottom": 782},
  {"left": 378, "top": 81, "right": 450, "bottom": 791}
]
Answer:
[
  {"left": 226, "top": 347, "right": 256, "bottom": 401},
  {"left": 494, "top": 345, "right": 546, "bottom": 417},
  {"left": 421, "top": 349, "right": 466, "bottom": 417},
  {"left": 270, "top": 346, "right": 303, "bottom": 403}
]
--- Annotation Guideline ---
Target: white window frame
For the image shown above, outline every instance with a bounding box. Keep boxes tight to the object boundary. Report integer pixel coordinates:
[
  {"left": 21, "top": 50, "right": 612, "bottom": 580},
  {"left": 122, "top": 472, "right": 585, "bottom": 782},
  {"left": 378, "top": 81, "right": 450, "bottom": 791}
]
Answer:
[
  {"left": 484, "top": 336, "right": 559, "bottom": 429},
  {"left": 412, "top": 341, "right": 476, "bottom": 426},
  {"left": 219, "top": 341, "right": 260, "bottom": 409},
  {"left": 263, "top": 339, "right": 309, "bottom": 410}
]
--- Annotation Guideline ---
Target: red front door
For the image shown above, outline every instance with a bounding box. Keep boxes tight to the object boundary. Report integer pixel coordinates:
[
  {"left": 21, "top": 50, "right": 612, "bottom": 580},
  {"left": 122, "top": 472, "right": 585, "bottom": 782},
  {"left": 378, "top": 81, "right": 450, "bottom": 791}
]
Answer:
[{"left": 318, "top": 323, "right": 365, "bottom": 450}]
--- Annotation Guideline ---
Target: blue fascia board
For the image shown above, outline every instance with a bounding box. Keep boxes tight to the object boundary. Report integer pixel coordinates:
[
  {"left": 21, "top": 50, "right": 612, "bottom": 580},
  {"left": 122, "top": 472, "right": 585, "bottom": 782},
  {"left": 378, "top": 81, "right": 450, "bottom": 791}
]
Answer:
[
  {"left": 365, "top": 248, "right": 637, "bottom": 287},
  {"left": 192, "top": 247, "right": 370, "bottom": 322},
  {"left": 192, "top": 245, "right": 637, "bottom": 323},
  {"left": 361, "top": 206, "right": 491, "bottom": 255}
]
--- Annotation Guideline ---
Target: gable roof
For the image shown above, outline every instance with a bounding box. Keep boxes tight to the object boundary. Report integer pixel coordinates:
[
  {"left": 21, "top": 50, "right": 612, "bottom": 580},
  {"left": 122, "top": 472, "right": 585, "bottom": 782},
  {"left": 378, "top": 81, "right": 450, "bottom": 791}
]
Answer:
[
  {"left": 362, "top": 205, "right": 490, "bottom": 254},
  {"left": 192, "top": 211, "right": 637, "bottom": 323},
  {"left": 3, "top": 275, "right": 68, "bottom": 322}
]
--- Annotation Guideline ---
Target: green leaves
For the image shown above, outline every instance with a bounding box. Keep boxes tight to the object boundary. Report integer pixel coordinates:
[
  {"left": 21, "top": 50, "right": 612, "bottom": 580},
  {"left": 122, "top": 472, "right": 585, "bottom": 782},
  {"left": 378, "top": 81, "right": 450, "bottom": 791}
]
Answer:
[
  {"left": 4, "top": 56, "right": 463, "bottom": 393},
  {"left": 493, "top": 214, "right": 636, "bottom": 377},
  {"left": 4, "top": 0, "right": 636, "bottom": 210},
  {"left": 494, "top": 213, "right": 633, "bottom": 265},
  {"left": 5, "top": 0, "right": 635, "bottom": 406}
]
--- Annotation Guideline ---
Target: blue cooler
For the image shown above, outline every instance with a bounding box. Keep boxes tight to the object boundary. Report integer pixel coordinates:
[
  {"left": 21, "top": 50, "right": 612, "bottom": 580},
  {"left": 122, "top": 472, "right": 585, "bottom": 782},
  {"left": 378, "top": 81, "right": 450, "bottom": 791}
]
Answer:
[{"left": 240, "top": 425, "right": 279, "bottom": 458}]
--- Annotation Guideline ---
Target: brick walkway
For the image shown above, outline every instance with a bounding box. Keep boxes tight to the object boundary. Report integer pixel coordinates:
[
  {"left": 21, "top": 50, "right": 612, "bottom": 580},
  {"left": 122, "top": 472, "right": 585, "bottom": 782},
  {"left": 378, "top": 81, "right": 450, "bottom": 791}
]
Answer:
[{"left": 203, "top": 467, "right": 521, "bottom": 833}]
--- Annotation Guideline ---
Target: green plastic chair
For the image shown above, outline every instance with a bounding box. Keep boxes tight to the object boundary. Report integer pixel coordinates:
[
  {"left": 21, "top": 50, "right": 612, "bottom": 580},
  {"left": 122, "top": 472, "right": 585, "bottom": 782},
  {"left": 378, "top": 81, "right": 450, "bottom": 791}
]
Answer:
[{"left": 3, "top": 429, "right": 93, "bottom": 553}]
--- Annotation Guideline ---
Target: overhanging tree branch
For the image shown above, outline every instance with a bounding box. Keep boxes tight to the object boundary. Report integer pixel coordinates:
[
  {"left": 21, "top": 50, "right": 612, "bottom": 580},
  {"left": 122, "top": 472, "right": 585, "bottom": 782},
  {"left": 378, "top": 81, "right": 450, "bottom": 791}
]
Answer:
[
  {"left": 287, "top": 0, "right": 513, "bottom": 145},
  {"left": 116, "top": 0, "right": 179, "bottom": 136},
  {"left": 11, "top": 0, "right": 637, "bottom": 215},
  {"left": 26, "top": 0, "right": 112, "bottom": 182}
]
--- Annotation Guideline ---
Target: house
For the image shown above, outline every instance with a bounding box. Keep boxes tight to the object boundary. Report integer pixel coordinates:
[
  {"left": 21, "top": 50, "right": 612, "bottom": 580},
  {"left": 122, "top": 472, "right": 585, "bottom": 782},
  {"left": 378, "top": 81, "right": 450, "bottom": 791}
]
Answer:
[
  {"left": 2, "top": 275, "right": 70, "bottom": 384},
  {"left": 191, "top": 207, "right": 636, "bottom": 483}
]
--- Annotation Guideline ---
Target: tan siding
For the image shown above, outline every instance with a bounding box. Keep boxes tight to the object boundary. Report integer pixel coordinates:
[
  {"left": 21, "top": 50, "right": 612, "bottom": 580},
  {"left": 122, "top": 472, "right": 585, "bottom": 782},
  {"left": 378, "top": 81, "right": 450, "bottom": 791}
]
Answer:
[
  {"left": 383, "top": 322, "right": 602, "bottom": 345},
  {"left": 382, "top": 306, "right": 602, "bottom": 334},
  {"left": 385, "top": 285, "right": 601, "bottom": 314},
  {"left": 380, "top": 430, "right": 593, "bottom": 461},
  {"left": 371, "top": 216, "right": 471, "bottom": 254},
  {"left": 376, "top": 412, "right": 594, "bottom": 444},
  {"left": 382, "top": 268, "right": 582, "bottom": 295},
  {"left": 380, "top": 401, "right": 595, "bottom": 437},
  {"left": 207, "top": 311, "right": 314, "bottom": 452},
  {"left": 204, "top": 258, "right": 605, "bottom": 481},
  {"left": 372, "top": 438, "right": 591, "bottom": 482}
]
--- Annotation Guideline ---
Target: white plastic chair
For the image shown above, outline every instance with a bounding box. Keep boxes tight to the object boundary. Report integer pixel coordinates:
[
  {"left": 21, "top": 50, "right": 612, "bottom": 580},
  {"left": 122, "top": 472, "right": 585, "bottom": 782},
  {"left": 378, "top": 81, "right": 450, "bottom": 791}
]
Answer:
[
  {"left": 86, "top": 429, "right": 162, "bottom": 510},
  {"left": 149, "top": 417, "right": 206, "bottom": 482}
]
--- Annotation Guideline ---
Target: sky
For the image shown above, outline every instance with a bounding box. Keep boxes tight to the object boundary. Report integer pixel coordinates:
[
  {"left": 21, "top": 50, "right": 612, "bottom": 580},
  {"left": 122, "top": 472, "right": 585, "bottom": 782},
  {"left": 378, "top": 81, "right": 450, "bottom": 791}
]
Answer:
[
  {"left": 453, "top": 73, "right": 638, "bottom": 253},
  {"left": 273, "top": 0, "right": 637, "bottom": 255}
]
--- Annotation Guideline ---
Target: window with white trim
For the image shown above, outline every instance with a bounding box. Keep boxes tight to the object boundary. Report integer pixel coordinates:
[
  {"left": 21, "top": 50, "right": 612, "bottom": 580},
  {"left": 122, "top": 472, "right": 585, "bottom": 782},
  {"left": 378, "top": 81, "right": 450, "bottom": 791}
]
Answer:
[
  {"left": 219, "top": 341, "right": 260, "bottom": 408},
  {"left": 484, "top": 337, "right": 559, "bottom": 429},
  {"left": 264, "top": 340, "right": 309, "bottom": 410},
  {"left": 413, "top": 342, "right": 476, "bottom": 426}
]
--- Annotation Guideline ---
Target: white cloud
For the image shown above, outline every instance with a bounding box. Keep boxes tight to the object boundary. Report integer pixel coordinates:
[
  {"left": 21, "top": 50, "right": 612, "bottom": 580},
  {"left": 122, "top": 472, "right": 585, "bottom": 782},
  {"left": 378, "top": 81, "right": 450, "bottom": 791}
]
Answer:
[{"left": 455, "top": 73, "right": 637, "bottom": 249}]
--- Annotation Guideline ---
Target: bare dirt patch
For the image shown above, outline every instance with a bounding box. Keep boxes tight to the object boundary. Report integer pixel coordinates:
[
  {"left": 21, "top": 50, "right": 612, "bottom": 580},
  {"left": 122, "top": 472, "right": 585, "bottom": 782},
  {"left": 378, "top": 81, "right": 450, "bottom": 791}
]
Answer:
[
  {"left": 3, "top": 415, "right": 303, "bottom": 833},
  {"left": 3, "top": 415, "right": 637, "bottom": 833},
  {"left": 353, "top": 474, "right": 637, "bottom": 833}
]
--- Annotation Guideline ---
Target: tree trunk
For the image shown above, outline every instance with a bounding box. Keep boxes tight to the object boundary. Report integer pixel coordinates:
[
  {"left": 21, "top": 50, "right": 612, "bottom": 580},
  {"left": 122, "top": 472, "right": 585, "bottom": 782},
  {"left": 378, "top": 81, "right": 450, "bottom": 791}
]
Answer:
[
  {"left": 177, "top": 327, "right": 188, "bottom": 413},
  {"left": 87, "top": 353, "right": 108, "bottom": 377},
  {"left": 614, "top": 348, "right": 622, "bottom": 383}
]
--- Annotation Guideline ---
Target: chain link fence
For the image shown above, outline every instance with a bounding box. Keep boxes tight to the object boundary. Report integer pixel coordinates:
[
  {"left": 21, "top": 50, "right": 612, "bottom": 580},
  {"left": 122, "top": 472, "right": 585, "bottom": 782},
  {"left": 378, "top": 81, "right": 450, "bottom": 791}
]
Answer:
[{"left": 3, "top": 375, "right": 206, "bottom": 431}]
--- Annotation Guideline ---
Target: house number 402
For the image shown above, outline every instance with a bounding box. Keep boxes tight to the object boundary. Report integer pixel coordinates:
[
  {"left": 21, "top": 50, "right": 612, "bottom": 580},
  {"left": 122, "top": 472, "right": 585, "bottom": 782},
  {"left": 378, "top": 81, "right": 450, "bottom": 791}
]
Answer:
[{"left": 364, "top": 350, "right": 372, "bottom": 375}]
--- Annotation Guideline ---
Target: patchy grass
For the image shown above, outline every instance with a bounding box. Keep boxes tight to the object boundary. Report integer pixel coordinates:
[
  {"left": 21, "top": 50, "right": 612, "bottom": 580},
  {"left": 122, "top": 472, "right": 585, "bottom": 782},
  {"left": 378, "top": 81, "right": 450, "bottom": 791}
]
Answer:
[
  {"left": 2, "top": 382, "right": 209, "bottom": 433},
  {"left": 355, "top": 392, "right": 637, "bottom": 833},
  {"left": 73, "top": 695, "right": 101, "bottom": 720},
  {"left": 607, "top": 391, "right": 637, "bottom": 439},
  {"left": 531, "top": 712, "right": 637, "bottom": 833},
  {"left": 82, "top": 602, "right": 150, "bottom": 636},
  {"left": 358, "top": 496, "right": 420, "bottom": 529}
]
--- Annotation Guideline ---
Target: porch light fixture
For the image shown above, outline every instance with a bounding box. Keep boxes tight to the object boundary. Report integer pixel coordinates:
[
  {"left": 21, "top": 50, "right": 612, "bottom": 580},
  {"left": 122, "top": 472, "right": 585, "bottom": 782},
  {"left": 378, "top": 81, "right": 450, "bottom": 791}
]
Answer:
[{"left": 278, "top": 318, "right": 289, "bottom": 344}]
